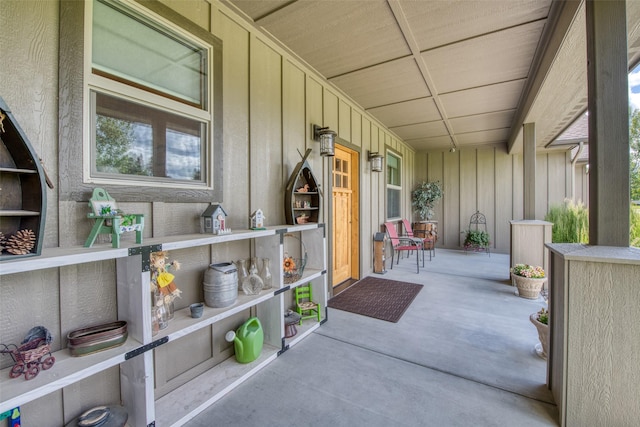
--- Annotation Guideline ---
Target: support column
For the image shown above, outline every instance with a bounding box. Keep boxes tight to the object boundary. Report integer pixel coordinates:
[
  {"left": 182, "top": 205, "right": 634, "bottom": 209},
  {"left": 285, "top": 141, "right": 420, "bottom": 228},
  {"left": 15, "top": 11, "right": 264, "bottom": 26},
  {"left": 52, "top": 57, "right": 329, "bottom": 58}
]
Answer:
[
  {"left": 523, "top": 122, "right": 536, "bottom": 220},
  {"left": 586, "top": 0, "right": 630, "bottom": 246}
]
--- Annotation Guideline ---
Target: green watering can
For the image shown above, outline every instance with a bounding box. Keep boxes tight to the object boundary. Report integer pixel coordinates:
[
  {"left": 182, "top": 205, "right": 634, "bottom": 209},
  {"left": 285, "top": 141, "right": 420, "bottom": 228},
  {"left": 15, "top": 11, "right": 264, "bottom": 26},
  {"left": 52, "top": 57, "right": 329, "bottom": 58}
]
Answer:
[{"left": 225, "top": 317, "right": 264, "bottom": 363}]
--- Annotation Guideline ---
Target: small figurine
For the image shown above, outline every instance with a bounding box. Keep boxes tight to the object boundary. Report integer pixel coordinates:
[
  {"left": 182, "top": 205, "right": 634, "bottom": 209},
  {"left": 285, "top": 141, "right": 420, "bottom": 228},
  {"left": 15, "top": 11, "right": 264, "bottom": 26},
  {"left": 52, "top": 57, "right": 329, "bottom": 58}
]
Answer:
[
  {"left": 201, "top": 204, "right": 227, "bottom": 234},
  {"left": 150, "top": 251, "right": 182, "bottom": 302},
  {"left": 297, "top": 184, "right": 310, "bottom": 193},
  {"left": 250, "top": 209, "right": 266, "bottom": 229}
]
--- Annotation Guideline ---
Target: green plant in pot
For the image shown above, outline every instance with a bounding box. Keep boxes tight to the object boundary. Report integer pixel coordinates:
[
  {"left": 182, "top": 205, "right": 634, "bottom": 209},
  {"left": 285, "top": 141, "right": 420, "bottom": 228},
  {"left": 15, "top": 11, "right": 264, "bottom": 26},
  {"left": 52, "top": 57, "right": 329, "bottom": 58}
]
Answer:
[
  {"left": 510, "top": 263, "right": 546, "bottom": 299},
  {"left": 530, "top": 307, "right": 549, "bottom": 359},
  {"left": 411, "top": 181, "right": 443, "bottom": 220},
  {"left": 463, "top": 229, "right": 489, "bottom": 248}
]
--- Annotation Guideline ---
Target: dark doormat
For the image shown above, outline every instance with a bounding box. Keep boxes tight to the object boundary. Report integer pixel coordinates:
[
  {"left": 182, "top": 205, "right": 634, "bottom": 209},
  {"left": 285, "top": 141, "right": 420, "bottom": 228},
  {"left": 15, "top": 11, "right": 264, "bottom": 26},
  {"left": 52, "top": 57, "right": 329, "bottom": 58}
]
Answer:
[{"left": 328, "top": 276, "right": 423, "bottom": 323}]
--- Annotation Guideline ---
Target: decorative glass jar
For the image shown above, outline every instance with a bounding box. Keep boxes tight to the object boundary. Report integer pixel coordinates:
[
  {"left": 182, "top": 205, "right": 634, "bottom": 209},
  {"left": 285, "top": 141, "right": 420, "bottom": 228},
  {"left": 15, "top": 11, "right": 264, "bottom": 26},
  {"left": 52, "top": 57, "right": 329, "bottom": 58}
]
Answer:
[
  {"left": 259, "top": 258, "right": 272, "bottom": 290},
  {"left": 154, "top": 292, "right": 169, "bottom": 330},
  {"left": 242, "top": 257, "right": 264, "bottom": 295},
  {"left": 235, "top": 259, "right": 248, "bottom": 291}
]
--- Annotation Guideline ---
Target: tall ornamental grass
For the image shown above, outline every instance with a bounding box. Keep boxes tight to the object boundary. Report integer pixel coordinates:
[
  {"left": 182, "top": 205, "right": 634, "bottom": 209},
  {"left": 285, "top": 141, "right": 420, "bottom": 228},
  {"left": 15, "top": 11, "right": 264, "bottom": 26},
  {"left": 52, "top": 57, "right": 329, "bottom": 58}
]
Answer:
[
  {"left": 545, "top": 200, "right": 589, "bottom": 243},
  {"left": 545, "top": 201, "right": 640, "bottom": 247},
  {"left": 631, "top": 206, "right": 640, "bottom": 248}
]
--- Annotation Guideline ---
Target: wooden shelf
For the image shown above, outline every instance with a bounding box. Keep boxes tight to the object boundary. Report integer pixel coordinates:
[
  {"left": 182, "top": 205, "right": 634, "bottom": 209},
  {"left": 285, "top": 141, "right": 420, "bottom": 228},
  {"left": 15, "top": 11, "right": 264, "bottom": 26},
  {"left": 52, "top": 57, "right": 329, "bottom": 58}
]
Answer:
[
  {"left": 285, "top": 149, "right": 322, "bottom": 225},
  {"left": 0, "top": 225, "right": 314, "bottom": 275},
  {"left": 285, "top": 319, "right": 321, "bottom": 349},
  {"left": 0, "top": 223, "right": 327, "bottom": 424},
  {"left": 154, "top": 288, "right": 277, "bottom": 343},
  {"left": 0, "top": 167, "right": 37, "bottom": 174},
  {"left": 154, "top": 344, "right": 280, "bottom": 427},
  {"left": 0, "top": 97, "right": 47, "bottom": 260},
  {"left": 0, "top": 210, "right": 41, "bottom": 217},
  {"left": 0, "top": 337, "right": 142, "bottom": 413}
]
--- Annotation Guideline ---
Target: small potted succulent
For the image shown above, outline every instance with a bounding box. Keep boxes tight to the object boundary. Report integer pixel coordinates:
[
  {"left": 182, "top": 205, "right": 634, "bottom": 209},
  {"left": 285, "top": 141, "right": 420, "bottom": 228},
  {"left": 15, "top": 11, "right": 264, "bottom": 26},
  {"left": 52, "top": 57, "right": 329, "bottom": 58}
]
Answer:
[
  {"left": 530, "top": 307, "right": 549, "bottom": 359},
  {"left": 511, "top": 264, "right": 546, "bottom": 299}
]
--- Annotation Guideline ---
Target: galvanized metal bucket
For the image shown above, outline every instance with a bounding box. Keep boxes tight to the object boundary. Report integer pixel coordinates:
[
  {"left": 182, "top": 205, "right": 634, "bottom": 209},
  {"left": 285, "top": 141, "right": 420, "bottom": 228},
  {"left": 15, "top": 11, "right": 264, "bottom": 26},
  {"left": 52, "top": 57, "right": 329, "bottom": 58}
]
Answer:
[{"left": 203, "top": 262, "right": 238, "bottom": 308}]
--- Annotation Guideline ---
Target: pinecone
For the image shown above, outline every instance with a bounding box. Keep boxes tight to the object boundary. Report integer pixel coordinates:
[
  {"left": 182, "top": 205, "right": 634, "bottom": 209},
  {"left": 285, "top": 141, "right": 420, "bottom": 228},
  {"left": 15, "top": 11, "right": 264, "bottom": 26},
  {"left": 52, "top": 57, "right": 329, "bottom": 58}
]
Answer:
[
  {"left": 0, "top": 232, "right": 5, "bottom": 252},
  {"left": 6, "top": 229, "right": 36, "bottom": 255}
]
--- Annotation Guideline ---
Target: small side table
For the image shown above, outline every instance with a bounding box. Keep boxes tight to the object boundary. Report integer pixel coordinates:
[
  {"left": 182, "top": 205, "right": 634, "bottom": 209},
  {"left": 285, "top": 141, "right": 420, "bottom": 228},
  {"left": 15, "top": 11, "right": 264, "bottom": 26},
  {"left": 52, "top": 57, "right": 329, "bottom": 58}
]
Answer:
[{"left": 284, "top": 311, "right": 301, "bottom": 338}]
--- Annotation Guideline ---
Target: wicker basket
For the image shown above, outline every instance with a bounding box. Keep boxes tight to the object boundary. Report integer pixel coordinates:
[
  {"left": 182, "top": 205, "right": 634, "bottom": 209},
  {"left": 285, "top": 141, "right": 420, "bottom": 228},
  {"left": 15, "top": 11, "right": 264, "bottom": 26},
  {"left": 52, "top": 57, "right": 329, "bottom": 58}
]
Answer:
[{"left": 283, "top": 234, "right": 307, "bottom": 284}]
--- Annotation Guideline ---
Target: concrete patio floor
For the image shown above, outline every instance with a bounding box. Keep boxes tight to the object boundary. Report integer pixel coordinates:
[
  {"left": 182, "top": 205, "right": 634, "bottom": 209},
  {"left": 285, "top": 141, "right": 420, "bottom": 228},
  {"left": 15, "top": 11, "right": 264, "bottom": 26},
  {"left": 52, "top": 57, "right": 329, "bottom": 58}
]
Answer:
[{"left": 187, "top": 249, "right": 558, "bottom": 426}]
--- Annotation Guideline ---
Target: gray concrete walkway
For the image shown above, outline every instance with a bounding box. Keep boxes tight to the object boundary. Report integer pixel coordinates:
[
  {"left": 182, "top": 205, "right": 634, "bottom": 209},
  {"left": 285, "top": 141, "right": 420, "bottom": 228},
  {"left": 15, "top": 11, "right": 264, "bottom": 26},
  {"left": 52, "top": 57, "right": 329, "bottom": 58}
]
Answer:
[{"left": 187, "top": 249, "right": 558, "bottom": 426}]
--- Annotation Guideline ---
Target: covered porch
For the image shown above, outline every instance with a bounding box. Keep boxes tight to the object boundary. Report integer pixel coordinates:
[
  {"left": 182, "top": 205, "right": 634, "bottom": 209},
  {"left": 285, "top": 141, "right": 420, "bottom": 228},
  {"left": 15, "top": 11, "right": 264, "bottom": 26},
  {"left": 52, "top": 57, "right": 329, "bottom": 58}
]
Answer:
[{"left": 187, "top": 249, "right": 557, "bottom": 426}]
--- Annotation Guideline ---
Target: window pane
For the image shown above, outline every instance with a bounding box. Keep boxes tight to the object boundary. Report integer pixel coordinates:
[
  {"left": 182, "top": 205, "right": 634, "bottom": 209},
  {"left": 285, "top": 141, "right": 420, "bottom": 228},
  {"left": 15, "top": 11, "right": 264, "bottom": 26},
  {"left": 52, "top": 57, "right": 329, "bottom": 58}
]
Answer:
[
  {"left": 335, "top": 159, "right": 341, "bottom": 172},
  {"left": 166, "top": 125, "right": 202, "bottom": 180},
  {"left": 343, "top": 176, "right": 349, "bottom": 188},
  {"left": 93, "top": 0, "right": 206, "bottom": 107},
  {"left": 387, "top": 188, "right": 400, "bottom": 218},
  {"left": 93, "top": 91, "right": 205, "bottom": 182},
  {"left": 387, "top": 153, "right": 400, "bottom": 186}
]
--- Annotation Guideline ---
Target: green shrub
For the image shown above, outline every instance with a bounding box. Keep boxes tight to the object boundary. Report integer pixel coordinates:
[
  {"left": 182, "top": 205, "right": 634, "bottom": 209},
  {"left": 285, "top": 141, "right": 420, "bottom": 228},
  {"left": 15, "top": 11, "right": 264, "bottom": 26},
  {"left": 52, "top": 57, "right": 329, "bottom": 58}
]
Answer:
[
  {"left": 631, "top": 206, "right": 640, "bottom": 248},
  {"left": 545, "top": 201, "right": 640, "bottom": 247},
  {"left": 463, "top": 229, "right": 490, "bottom": 248},
  {"left": 545, "top": 200, "right": 589, "bottom": 243}
]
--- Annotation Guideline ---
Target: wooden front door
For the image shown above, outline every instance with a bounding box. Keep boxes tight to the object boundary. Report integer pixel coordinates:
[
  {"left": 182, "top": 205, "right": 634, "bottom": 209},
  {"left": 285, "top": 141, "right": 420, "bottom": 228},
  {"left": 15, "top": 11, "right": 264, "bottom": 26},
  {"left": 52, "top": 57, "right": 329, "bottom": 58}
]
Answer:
[{"left": 332, "top": 146, "right": 359, "bottom": 287}]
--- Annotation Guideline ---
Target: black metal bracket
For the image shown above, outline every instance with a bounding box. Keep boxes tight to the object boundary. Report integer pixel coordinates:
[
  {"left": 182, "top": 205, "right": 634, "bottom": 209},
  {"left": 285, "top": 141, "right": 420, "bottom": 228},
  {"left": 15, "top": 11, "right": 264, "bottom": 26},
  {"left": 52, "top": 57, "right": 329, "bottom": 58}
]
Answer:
[
  {"left": 125, "top": 336, "right": 168, "bottom": 360},
  {"left": 274, "top": 286, "right": 290, "bottom": 296},
  {"left": 128, "top": 244, "right": 162, "bottom": 272},
  {"left": 278, "top": 337, "right": 289, "bottom": 356}
]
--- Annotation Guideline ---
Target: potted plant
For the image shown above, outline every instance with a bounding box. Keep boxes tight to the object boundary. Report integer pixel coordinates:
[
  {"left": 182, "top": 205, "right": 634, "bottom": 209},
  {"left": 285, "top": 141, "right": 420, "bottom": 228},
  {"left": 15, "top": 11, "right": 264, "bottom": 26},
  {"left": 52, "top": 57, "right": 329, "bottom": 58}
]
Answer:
[
  {"left": 411, "top": 181, "right": 443, "bottom": 221},
  {"left": 530, "top": 307, "right": 549, "bottom": 359},
  {"left": 463, "top": 229, "right": 490, "bottom": 250},
  {"left": 511, "top": 263, "right": 546, "bottom": 299}
]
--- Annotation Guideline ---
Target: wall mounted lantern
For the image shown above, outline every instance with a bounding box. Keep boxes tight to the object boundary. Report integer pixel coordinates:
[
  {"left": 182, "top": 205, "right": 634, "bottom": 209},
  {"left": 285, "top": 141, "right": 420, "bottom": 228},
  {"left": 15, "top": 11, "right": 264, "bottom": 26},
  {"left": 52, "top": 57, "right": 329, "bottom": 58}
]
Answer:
[
  {"left": 313, "top": 125, "right": 336, "bottom": 157},
  {"left": 368, "top": 150, "right": 384, "bottom": 172}
]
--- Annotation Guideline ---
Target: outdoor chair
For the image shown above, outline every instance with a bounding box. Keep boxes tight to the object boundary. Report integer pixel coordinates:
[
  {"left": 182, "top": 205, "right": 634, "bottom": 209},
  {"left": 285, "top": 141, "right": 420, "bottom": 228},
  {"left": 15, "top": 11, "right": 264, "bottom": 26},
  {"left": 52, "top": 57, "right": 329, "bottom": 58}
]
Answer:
[
  {"left": 384, "top": 222, "right": 424, "bottom": 273},
  {"left": 294, "top": 283, "right": 321, "bottom": 325},
  {"left": 402, "top": 219, "right": 435, "bottom": 261}
]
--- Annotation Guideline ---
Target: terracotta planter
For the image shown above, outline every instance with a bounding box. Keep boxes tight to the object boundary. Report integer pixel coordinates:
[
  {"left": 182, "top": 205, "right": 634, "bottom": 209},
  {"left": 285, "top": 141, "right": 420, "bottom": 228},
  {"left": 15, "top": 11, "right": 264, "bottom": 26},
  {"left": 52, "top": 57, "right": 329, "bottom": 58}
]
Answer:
[
  {"left": 530, "top": 313, "right": 549, "bottom": 359},
  {"left": 511, "top": 273, "right": 546, "bottom": 299}
]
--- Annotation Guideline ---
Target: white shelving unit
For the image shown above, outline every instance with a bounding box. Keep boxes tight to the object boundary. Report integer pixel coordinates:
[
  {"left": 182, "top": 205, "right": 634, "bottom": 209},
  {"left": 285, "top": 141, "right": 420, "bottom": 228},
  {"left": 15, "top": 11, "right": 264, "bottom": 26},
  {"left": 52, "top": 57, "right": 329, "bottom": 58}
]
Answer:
[{"left": 0, "top": 223, "right": 327, "bottom": 426}]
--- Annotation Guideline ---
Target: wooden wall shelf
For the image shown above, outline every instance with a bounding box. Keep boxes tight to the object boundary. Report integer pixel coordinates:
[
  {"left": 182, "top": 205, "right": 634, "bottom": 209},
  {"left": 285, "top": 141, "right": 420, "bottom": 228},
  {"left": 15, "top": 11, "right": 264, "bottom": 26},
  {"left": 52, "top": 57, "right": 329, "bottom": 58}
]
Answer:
[
  {"left": 285, "top": 149, "right": 322, "bottom": 225},
  {"left": 0, "top": 96, "right": 48, "bottom": 260}
]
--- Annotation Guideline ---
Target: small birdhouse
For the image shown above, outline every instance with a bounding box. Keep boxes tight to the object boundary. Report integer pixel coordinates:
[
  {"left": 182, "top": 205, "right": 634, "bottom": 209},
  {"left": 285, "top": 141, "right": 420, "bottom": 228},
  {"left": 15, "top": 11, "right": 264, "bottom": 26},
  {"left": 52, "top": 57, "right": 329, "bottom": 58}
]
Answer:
[
  {"left": 250, "top": 209, "right": 266, "bottom": 229},
  {"left": 201, "top": 204, "right": 227, "bottom": 234}
]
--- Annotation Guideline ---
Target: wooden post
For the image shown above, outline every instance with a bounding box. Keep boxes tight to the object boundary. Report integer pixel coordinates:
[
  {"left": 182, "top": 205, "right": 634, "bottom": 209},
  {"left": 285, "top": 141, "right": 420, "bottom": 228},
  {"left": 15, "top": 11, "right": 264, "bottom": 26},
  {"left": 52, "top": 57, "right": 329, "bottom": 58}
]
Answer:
[
  {"left": 523, "top": 122, "right": 536, "bottom": 220},
  {"left": 586, "top": 0, "right": 630, "bottom": 246}
]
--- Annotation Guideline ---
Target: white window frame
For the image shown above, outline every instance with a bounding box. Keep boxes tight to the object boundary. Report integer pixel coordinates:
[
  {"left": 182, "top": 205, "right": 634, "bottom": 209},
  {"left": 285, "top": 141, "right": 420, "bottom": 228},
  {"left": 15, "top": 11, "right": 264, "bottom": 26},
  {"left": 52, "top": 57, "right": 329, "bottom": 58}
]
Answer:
[
  {"left": 386, "top": 150, "right": 402, "bottom": 220},
  {"left": 83, "top": 0, "right": 215, "bottom": 190}
]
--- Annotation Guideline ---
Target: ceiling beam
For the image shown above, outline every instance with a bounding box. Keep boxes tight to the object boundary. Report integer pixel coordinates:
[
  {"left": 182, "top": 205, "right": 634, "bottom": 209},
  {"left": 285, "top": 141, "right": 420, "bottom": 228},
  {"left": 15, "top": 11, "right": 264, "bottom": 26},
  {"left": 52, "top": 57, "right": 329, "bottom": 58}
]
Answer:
[
  {"left": 507, "top": 0, "right": 583, "bottom": 154},
  {"left": 387, "top": 0, "right": 457, "bottom": 150}
]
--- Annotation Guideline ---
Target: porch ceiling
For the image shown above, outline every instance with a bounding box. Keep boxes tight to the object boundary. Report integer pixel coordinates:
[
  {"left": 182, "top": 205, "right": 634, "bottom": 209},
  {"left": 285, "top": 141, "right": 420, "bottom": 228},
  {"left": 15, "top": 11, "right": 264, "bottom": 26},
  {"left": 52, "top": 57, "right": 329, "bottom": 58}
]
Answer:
[{"left": 223, "top": 0, "right": 640, "bottom": 153}]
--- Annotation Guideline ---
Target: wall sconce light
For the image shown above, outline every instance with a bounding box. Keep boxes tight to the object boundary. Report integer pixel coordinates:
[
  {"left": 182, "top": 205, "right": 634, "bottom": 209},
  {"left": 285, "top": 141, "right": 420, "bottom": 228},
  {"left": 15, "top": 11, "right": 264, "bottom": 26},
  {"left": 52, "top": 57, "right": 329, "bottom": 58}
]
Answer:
[
  {"left": 313, "top": 125, "right": 336, "bottom": 157},
  {"left": 368, "top": 150, "right": 384, "bottom": 172}
]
